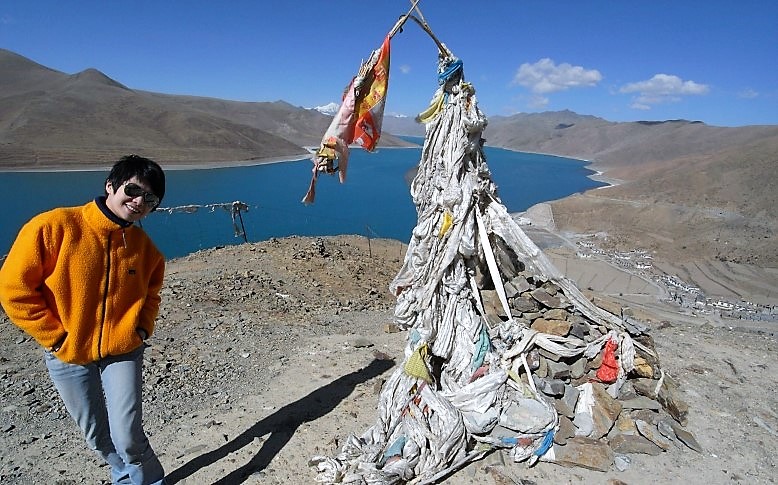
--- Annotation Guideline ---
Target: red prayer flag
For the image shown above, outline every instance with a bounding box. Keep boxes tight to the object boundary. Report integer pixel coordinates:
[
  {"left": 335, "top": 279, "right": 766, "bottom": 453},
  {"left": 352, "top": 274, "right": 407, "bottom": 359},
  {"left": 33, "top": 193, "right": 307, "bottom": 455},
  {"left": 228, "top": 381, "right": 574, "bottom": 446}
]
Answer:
[{"left": 596, "top": 338, "right": 619, "bottom": 383}]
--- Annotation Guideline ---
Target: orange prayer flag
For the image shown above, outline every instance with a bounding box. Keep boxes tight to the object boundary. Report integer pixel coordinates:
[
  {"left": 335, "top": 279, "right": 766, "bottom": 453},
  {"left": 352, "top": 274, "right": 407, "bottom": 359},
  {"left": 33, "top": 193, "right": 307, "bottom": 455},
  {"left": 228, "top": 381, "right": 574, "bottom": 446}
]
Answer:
[
  {"left": 353, "top": 35, "right": 391, "bottom": 152},
  {"left": 302, "top": 36, "right": 391, "bottom": 205}
]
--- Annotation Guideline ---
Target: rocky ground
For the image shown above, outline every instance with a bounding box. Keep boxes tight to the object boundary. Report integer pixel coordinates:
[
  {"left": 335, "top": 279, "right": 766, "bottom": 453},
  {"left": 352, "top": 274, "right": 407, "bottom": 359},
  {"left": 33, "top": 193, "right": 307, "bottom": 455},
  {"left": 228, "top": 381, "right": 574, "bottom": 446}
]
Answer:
[{"left": 1, "top": 235, "right": 777, "bottom": 484}]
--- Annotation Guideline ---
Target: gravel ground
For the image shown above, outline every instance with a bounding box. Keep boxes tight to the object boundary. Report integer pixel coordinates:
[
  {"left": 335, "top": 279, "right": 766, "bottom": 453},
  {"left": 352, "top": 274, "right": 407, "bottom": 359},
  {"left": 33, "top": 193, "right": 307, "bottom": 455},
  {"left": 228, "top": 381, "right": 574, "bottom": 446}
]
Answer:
[{"left": 1, "top": 235, "right": 776, "bottom": 484}]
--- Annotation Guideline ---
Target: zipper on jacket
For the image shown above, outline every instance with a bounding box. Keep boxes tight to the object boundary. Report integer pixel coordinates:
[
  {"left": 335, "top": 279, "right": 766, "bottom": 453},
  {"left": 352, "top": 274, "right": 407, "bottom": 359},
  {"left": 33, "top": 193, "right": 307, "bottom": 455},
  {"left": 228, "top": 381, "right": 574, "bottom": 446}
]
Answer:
[
  {"left": 122, "top": 229, "right": 127, "bottom": 248},
  {"left": 97, "top": 233, "right": 112, "bottom": 359}
]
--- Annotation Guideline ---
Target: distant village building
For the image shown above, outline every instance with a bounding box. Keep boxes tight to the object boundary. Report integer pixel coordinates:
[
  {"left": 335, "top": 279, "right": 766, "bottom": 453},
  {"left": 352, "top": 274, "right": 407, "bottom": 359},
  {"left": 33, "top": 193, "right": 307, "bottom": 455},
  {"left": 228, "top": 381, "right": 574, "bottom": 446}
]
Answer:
[{"left": 572, "top": 238, "right": 776, "bottom": 323}]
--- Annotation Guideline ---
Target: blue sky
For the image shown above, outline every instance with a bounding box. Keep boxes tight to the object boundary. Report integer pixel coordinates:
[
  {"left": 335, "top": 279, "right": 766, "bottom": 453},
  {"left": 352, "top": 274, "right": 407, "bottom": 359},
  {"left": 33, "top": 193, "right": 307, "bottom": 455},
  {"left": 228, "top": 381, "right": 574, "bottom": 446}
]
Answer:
[{"left": 2, "top": 1, "right": 776, "bottom": 127}]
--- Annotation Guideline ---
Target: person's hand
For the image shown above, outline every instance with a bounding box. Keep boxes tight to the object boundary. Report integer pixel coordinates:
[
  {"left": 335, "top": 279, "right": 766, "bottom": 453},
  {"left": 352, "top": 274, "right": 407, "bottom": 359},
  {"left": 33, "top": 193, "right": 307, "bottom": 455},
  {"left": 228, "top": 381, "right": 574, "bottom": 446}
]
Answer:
[{"left": 50, "top": 334, "right": 66, "bottom": 352}]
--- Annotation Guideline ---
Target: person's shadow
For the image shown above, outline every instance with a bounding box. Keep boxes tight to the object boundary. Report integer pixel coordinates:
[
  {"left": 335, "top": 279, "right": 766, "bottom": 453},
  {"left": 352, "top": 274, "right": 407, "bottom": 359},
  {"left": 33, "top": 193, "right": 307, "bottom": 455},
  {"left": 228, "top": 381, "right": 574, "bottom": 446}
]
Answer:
[{"left": 165, "top": 357, "right": 395, "bottom": 484}]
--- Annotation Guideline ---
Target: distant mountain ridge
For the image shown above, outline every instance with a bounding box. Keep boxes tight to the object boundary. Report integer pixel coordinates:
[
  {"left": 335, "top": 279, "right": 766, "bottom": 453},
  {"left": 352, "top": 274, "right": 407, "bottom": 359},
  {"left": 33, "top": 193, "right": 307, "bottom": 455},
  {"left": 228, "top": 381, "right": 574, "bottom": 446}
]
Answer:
[
  {"left": 4, "top": 47, "right": 773, "bottom": 175},
  {"left": 0, "top": 49, "right": 412, "bottom": 169},
  {"left": 483, "top": 109, "right": 778, "bottom": 266},
  {"left": 484, "top": 109, "right": 778, "bottom": 217},
  {"left": 484, "top": 110, "right": 778, "bottom": 173}
]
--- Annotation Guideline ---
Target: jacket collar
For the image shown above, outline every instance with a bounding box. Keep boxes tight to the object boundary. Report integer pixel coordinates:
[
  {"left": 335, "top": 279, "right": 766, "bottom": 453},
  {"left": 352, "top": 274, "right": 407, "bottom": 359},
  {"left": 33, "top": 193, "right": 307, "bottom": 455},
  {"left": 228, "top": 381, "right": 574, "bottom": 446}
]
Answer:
[{"left": 93, "top": 196, "right": 133, "bottom": 229}]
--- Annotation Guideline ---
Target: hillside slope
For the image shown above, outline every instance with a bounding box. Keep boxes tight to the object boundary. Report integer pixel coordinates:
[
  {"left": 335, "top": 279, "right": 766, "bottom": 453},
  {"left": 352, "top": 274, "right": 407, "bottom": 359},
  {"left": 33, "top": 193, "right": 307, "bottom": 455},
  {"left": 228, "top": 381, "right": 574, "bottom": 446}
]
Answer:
[
  {"left": 0, "top": 49, "right": 412, "bottom": 170},
  {"left": 487, "top": 111, "right": 778, "bottom": 267}
]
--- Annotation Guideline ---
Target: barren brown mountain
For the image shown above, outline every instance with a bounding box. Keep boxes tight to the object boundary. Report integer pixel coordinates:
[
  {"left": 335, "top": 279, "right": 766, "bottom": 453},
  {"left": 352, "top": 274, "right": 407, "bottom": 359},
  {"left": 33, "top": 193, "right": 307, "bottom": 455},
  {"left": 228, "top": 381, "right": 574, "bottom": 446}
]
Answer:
[
  {"left": 0, "top": 49, "right": 412, "bottom": 170},
  {"left": 486, "top": 112, "right": 778, "bottom": 274}
]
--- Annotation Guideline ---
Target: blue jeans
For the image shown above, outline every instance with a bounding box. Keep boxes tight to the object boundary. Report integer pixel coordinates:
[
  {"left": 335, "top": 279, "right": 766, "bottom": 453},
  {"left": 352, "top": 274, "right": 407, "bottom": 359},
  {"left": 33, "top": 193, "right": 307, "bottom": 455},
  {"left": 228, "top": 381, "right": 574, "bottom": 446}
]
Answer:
[{"left": 45, "top": 345, "right": 165, "bottom": 485}]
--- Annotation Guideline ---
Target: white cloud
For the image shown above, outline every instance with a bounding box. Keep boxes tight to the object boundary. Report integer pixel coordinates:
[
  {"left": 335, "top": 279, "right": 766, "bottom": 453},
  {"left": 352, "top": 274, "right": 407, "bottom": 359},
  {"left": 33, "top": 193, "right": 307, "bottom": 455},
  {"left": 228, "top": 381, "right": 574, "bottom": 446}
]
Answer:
[
  {"left": 512, "top": 58, "right": 602, "bottom": 94},
  {"left": 528, "top": 94, "right": 549, "bottom": 109},
  {"left": 399, "top": 64, "right": 411, "bottom": 74},
  {"left": 630, "top": 102, "right": 652, "bottom": 111},
  {"left": 619, "top": 74, "right": 709, "bottom": 109},
  {"left": 738, "top": 88, "right": 759, "bottom": 99}
]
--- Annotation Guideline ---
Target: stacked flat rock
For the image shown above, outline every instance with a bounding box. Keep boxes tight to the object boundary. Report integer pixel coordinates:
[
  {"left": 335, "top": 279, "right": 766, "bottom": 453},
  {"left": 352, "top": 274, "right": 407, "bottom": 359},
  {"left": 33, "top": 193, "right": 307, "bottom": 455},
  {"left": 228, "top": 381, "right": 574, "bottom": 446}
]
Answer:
[{"left": 479, "top": 258, "right": 701, "bottom": 472}]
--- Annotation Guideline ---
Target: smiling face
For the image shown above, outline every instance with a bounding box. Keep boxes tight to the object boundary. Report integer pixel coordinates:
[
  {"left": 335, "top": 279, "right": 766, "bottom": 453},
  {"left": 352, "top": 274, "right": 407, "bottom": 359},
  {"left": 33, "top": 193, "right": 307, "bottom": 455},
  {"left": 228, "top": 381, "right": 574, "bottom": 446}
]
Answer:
[{"left": 105, "top": 176, "right": 156, "bottom": 223}]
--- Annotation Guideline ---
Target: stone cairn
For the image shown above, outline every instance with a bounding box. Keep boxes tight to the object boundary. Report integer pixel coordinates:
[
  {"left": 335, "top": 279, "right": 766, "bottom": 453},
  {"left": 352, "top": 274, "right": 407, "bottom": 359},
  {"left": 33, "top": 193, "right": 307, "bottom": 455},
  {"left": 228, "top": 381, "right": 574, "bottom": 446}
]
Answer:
[
  {"left": 311, "top": 50, "right": 700, "bottom": 485},
  {"left": 478, "top": 260, "right": 702, "bottom": 472}
]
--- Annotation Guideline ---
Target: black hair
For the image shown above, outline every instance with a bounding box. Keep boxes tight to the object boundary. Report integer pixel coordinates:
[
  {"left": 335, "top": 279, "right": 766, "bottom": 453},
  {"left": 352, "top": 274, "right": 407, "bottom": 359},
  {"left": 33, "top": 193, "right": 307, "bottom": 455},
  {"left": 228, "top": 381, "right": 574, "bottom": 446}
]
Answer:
[{"left": 105, "top": 155, "right": 166, "bottom": 208}]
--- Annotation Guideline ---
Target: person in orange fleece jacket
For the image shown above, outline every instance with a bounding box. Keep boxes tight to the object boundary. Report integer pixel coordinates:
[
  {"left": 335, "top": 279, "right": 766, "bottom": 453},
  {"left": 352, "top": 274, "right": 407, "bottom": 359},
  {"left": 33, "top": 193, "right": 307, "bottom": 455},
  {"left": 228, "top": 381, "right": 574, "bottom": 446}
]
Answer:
[{"left": 0, "top": 155, "right": 168, "bottom": 484}]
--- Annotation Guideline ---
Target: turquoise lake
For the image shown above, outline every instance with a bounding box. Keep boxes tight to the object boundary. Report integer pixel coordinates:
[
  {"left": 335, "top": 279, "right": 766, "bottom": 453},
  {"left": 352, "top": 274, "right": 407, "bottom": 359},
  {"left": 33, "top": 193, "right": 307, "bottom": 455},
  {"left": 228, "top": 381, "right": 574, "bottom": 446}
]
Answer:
[{"left": 0, "top": 144, "right": 605, "bottom": 260}]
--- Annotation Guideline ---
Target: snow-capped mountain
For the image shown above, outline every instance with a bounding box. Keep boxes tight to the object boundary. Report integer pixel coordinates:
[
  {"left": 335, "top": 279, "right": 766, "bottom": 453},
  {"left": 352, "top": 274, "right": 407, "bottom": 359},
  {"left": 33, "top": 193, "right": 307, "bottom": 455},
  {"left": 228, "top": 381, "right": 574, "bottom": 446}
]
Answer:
[{"left": 313, "top": 102, "right": 340, "bottom": 116}]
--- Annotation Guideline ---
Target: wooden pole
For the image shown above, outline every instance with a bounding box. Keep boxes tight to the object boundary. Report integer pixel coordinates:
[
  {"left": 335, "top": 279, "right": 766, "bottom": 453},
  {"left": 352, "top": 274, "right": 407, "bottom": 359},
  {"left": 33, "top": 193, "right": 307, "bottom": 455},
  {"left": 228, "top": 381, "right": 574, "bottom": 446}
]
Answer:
[{"left": 237, "top": 206, "right": 248, "bottom": 243}]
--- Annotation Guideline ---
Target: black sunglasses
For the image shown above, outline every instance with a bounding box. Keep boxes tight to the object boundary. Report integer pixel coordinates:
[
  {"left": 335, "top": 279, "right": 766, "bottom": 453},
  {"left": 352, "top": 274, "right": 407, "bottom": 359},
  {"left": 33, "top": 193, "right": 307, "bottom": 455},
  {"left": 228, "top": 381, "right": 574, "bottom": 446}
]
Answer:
[{"left": 123, "top": 183, "right": 160, "bottom": 208}]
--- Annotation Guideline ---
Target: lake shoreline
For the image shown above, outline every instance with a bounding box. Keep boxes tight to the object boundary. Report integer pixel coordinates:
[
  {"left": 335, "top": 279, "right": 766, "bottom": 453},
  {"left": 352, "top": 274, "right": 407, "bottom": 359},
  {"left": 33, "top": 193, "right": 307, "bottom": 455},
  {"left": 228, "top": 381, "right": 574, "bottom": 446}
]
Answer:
[
  {"left": 488, "top": 144, "right": 620, "bottom": 189},
  {"left": 0, "top": 144, "right": 619, "bottom": 191},
  {"left": 0, "top": 143, "right": 427, "bottom": 173},
  {"left": 1, "top": 146, "right": 610, "bottom": 260},
  {"left": 0, "top": 152, "right": 313, "bottom": 173}
]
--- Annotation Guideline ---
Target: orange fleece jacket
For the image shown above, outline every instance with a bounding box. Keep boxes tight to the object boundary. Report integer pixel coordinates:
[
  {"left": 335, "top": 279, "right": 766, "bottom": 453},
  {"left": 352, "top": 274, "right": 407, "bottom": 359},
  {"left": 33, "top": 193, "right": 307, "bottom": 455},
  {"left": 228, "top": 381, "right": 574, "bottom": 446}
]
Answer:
[{"left": 0, "top": 200, "right": 165, "bottom": 365}]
